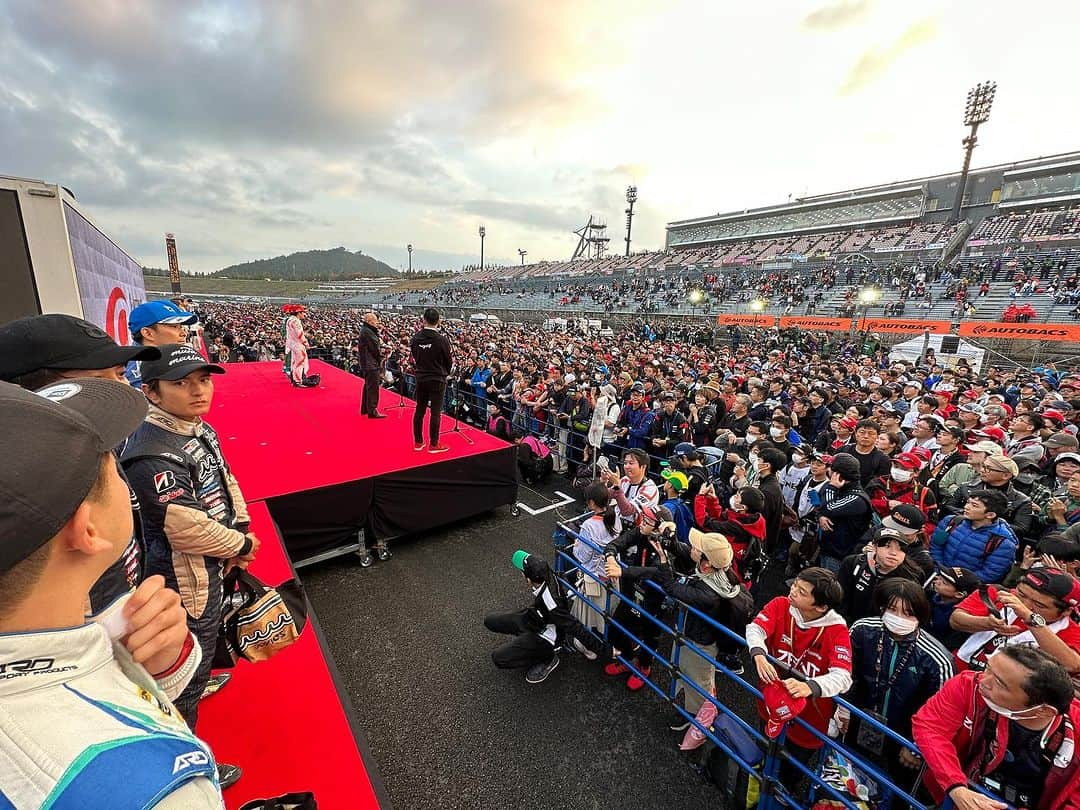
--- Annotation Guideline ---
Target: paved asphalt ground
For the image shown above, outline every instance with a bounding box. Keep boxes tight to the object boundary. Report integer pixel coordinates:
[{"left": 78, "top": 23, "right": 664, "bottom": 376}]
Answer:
[{"left": 301, "top": 476, "right": 777, "bottom": 810}]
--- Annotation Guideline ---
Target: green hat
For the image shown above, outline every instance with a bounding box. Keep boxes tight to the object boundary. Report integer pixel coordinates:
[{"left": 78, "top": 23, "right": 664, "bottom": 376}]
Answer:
[
  {"left": 660, "top": 468, "right": 688, "bottom": 493},
  {"left": 512, "top": 550, "right": 530, "bottom": 571}
]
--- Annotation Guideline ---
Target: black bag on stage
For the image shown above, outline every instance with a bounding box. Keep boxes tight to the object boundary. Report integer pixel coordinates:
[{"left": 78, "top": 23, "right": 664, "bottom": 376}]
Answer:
[
  {"left": 213, "top": 569, "right": 308, "bottom": 668},
  {"left": 240, "top": 792, "right": 318, "bottom": 810}
]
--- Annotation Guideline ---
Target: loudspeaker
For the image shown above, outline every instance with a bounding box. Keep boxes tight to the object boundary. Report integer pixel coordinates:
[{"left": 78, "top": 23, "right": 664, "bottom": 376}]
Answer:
[{"left": 940, "top": 335, "right": 961, "bottom": 354}]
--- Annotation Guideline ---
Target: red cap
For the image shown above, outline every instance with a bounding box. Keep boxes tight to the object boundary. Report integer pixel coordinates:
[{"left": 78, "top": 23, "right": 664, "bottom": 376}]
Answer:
[
  {"left": 762, "top": 680, "right": 807, "bottom": 739},
  {"left": 961, "top": 389, "right": 979, "bottom": 399},
  {"left": 909, "top": 446, "right": 933, "bottom": 463},
  {"left": 975, "top": 426, "right": 1007, "bottom": 444},
  {"left": 935, "top": 390, "right": 954, "bottom": 402},
  {"left": 893, "top": 451, "right": 923, "bottom": 471},
  {"left": 1043, "top": 409, "right": 1066, "bottom": 425},
  {"left": 837, "top": 417, "right": 858, "bottom": 430}
]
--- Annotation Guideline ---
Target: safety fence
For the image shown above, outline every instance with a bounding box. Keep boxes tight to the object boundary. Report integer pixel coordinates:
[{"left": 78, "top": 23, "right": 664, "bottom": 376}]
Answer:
[
  {"left": 393, "top": 371, "right": 725, "bottom": 482},
  {"left": 551, "top": 513, "right": 1004, "bottom": 810}
]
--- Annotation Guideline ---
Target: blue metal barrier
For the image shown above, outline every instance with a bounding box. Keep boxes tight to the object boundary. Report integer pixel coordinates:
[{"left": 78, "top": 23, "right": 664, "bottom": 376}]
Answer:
[{"left": 551, "top": 516, "right": 1007, "bottom": 810}]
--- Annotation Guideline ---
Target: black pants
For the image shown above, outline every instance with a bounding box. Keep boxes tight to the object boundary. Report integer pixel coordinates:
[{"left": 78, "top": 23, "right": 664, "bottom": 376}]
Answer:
[
  {"left": 360, "top": 368, "right": 381, "bottom": 415},
  {"left": 607, "top": 569, "right": 666, "bottom": 668},
  {"left": 413, "top": 378, "right": 446, "bottom": 444},
  {"left": 174, "top": 604, "right": 222, "bottom": 732},
  {"left": 484, "top": 609, "right": 556, "bottom": 669}
]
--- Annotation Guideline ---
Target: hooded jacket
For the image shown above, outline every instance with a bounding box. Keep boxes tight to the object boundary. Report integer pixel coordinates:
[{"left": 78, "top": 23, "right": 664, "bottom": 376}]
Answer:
[
  {"left": 694, "top": 496, "right": 766, "bottom": 580},
  {"left": 912, "top": 670, "right": 1080, "bottom": 810},
  {"left": 817, "top": 481, "right": 873, "bottom": 561},
  {"left": 746, "top": 597, "right": 853, "bottom": 749}
]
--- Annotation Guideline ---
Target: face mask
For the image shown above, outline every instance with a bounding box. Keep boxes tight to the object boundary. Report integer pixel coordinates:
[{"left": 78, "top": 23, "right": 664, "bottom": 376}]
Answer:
[
  {"left": 981, "top": 695, "right": 1050, "bottom": 722},
  {"left": 881, "top": 610, "right": 919, "bottom": 636},
  {"left": 792, "top": 454, "right": 806, "bottom": 465},
  {"left": 746, "top": 434, "right": 758, "bottom": 445},
  {"left": 770, "top": 427, "right": 786, "bottom": 439},
  {"left": 890, "top": 467, "right": 914, "bottom": 483},
  {"left": 729, "top": 495, "right": 742, "bottom": 510},
  {"left": 749, "top": 452, "right": 760, "bottom": 466}
]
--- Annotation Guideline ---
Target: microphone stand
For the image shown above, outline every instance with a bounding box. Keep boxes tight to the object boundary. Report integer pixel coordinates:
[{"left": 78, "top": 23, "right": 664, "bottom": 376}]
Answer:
[{"left": 444, "top": 376, "right": 475, "bottom": 446}]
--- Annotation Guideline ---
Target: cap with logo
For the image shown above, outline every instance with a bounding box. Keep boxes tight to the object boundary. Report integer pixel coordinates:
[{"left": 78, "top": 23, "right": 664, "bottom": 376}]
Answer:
[
  {"left": 0, "top": 314, "right": 161, "bottom": 381},
  {"left": 935, "top": 565, "right": 982, "bottom": 594},
  {"left": 139, "top": 344, "right": 225, "bottom": 383},
  {"left": 882, "top": 503, "right": 926, "bottom": 535},
  {"left": 761, "top": 680, "right": 808, "bottom": 739},
  {"left": 128, "top": 300, "right": 199, "bottom": 337},
  {"left": 0, "top": 379, "right": 148, "bottom": 572},
  {"left": 1020, "top": 568, "right": 1080, "bottom": 609},
  {"left": 671, "top": 442, "right": 698, "bottom": 460}
]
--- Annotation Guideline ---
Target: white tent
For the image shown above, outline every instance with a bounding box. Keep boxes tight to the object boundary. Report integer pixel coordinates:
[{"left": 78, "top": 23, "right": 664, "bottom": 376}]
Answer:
[{"left": 889, "top": 334, "right": 986, "bottom": 372}]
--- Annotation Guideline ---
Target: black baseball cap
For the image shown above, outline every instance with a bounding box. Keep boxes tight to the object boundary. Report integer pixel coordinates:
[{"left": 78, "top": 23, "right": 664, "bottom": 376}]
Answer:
[
  {"left": 0, "top": 314, "right": 161, "bottom": 381},
  {"left": 0, "top": 378, "right": 148, "bottom": 572},
  {"left": 935, "top": 565, "right": 982, "bottom": 594},
  {"left": 882, "top": 503, "right": 927, "bottom": 534},
  {"left": 139, "top": 344, "right": 224, "bottom": 382}
]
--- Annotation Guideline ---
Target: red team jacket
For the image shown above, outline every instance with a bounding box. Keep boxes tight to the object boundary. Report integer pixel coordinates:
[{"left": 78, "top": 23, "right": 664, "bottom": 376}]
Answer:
[{"left": 750, "top": 596, "right": 853, "bottom": 749}]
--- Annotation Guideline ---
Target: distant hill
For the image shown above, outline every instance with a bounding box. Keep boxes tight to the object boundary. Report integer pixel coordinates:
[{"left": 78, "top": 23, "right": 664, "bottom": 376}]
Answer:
[{"left": 211, "top": 247, "right": 399, "bottom": 281}]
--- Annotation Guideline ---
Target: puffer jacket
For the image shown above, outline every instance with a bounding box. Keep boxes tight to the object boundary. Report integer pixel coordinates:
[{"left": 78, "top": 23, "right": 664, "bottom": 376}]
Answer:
[
  {"left": 617, "top": 402, "right": 656, "bottom": 449},
  {"left": 929, "top": 515, "right": 1018, "bottom": 585}
]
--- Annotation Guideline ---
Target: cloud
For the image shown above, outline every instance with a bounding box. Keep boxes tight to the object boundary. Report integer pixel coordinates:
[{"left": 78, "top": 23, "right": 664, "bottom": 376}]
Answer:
[
  {"left": 802, "top": 0, "right": 874, "bottom": 30},
  {"left": 840, "top": 18, "right": 938, "bottom": 95}
]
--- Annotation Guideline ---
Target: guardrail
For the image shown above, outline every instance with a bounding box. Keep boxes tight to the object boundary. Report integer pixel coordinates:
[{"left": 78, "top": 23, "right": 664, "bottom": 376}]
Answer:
[{"left": 549, "top": 514, "right": 1006, "bottom": 810}]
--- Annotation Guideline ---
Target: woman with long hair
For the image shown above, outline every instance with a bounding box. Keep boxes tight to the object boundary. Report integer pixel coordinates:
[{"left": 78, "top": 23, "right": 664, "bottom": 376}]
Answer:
[{"left": 572, "top": 482, "right": 621, "bottom": 632}]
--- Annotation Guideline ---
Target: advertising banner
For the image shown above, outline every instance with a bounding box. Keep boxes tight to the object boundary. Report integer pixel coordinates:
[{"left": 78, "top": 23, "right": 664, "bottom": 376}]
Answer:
[
  {"left": 778, "top": 316, "right": 850, "bottom": 331},
  {"left": 64, "top": 202, "right": 146, "bottom": 346},
  {"left": 860, "top": 318, "right": 952, "bottom": 335},
  {"left": 716, "top": 313, "right": 776, "bottom": 326},
  {"left": 958, "top": 321, "right": 1080, "bottom": 342}
]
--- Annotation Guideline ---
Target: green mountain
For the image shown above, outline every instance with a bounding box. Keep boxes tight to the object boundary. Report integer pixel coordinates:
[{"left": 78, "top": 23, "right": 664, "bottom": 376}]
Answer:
[{"left": 211, "top": 247, "right": 399, "bottom": 281}]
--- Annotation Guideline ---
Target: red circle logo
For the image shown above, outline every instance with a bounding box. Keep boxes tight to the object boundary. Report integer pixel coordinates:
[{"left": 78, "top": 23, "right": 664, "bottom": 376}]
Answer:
[{"left": 105, "top": 287, "right": 130, "bottom": 345}]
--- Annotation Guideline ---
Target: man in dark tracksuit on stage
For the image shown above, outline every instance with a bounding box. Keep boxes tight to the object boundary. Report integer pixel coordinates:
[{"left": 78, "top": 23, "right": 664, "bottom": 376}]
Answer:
[
  {"left": 409, "top": 307, "right": 454, "bottom": 453},
  {"left": 358, "top": 311, "right": 385, "bottom": 419}
]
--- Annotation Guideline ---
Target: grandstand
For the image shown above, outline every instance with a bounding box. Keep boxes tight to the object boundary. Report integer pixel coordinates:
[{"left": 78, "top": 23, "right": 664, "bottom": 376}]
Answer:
[{"left": 302, "top": 152, "right": 1080, "bottom": 327}]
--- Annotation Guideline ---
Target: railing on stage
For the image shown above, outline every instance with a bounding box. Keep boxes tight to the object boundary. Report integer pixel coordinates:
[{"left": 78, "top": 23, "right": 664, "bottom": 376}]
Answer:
[{"left": 550, "top": 513, "right": 1006, "bottom": 810}]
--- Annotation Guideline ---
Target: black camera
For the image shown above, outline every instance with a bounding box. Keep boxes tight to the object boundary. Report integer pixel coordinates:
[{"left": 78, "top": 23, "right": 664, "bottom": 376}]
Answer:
[{"left": 657, "top": 525, "right": 678, "bottom": 551}]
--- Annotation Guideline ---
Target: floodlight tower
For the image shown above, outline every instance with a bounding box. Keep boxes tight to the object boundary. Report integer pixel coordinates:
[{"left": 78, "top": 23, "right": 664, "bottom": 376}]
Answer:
[
  {"left": 407, "top": 243, "right": 413, "bottom": 273},
  {"left": 624, "top": 185, "right": 638, "bottom": 256},
  {"left": 478, "top": 225, "right": 486, "bottom": 270},
  {"left": 949, "top": 81, "right": 996, "bottom": 225},
  {"left": 518, "top": 248, "right": 527, "bottom": 265}
]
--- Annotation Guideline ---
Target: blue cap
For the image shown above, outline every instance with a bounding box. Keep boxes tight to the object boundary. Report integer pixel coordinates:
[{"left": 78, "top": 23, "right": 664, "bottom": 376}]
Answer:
[
  {"left": 129, "top": 301, "right": 198, "bottom": 337},
  {"left": 672, "top": 442, "right": 697, "bottom": 459}
]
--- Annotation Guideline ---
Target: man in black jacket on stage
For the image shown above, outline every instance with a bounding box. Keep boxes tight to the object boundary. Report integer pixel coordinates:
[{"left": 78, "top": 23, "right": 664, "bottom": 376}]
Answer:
[
  {"left": 358, "top": 311, "right": 385, "bottom": 419},
  {"left": 410, "top": 308, "right": 454, "bottom": 453}
]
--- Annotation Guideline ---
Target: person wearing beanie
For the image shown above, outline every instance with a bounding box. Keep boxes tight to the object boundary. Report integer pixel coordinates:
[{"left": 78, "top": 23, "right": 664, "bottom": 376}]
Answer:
[
  {"left": 816, "top": 453, "right": 873, "bottom": 573},
  {"left": 485, "top": 550, "right": 607, "bottom": 684}
]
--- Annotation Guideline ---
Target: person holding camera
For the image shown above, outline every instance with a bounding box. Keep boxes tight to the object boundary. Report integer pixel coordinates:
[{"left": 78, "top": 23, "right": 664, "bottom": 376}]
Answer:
[
  {"left": 599, "top": 448, "right": 660, "bottom": 519},
  {"left": 601, "top": 505, "right": 674, "bottom": 691},
  {"left": 608, "top": 527, "right": 752, "bottom": 725}
]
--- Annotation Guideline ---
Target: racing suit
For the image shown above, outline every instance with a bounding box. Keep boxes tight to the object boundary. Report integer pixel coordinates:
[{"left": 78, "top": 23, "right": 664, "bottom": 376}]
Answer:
[
  {"left": 0, "top": 594, "right": 220, "bottom": 809},
  {"left": 121, "top": 405, "right": 253, "bottom": 730}
]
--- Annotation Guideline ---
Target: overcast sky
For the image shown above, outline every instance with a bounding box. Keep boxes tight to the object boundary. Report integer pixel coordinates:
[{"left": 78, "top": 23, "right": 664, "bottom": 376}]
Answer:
[{"left": 3, "top": 1, "right": 1079, "bottom": 273}]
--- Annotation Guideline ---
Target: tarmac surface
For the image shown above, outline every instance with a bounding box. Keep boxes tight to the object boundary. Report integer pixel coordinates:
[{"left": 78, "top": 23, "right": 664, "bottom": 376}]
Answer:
[{"left": 301, "top": 475, "right": 777, "bottom": 810}]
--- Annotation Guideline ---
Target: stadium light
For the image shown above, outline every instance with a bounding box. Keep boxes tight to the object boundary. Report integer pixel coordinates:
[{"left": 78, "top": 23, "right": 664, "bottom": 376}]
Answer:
[
  {"left": 853, "top": 286, "right": 881, "bottom": 335},
  {"left": 949, "top": 81, "right": 997, "bottom": 224},
  {"left": 518, "top": 248, "right": 527, "bottom": 266},
  {"left": 478, "top": 225, "right": 486, "bottom": 270},
  {"left": 749, "top": 298, "right": 765, "bottom": 312},
  {"left": 689, "top": 289, "right": 704, "bottom": 306},
  {"left": 407, "top": 243, "right": 413, "bottom": 273},
  {"left": 624, "top": 185, "right": 638, "bottom": 257}
]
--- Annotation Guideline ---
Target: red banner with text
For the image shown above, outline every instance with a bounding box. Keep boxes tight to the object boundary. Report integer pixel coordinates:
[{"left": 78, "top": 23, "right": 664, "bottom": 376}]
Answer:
[
  {"left": 958, "top": 321, "right": 1080, "bottom": 342},
  {"left": 716, "top": 314, "right": 776, "bottom": 326},
  {"left": 778, "top": 316, "right": 851, "bottom": 331},
  {"left": 860, "top": 318, "right": 952, "bottom": 335}
]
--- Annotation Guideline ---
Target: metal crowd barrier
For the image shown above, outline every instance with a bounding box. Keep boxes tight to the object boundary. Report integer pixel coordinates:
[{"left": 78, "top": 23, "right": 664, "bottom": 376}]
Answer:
[{"left": 550, "top": 516, "right": 1005, "bottom": 810}]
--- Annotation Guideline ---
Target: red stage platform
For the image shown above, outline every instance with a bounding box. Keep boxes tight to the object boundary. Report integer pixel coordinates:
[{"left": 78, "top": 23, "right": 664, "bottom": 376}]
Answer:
[
  {"left": 197, "top": 360, "right": 517, "bottom": 808},
  {"left": 210, "top": 360, "right": 510, "bottom": 501},
  {"left": 209, "top": 360, "right": 517, "bottom": 562},
  {"left": 199, "top": 501, "right": 384, "bottom": 810}
]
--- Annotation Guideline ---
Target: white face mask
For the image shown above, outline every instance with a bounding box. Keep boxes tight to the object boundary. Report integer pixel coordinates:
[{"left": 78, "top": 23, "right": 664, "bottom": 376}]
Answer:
[
  {"left": 749, "top": 451, "right": 760, "bottom": 466},
  {"left": 729, "top": 495, "right": 742, "bottom": 510},
  {"left": 792, "top": 454, "right": 806, "bottom": 465},
  {"left": 746, "top": 434, "right": 758, "bottom": 445},
  {"left": 881, "top": 610, "right": 919, "bottom": 636},
  {"left": 981, "top": 695, "right": 1050, "bottom": 722},
  {"left": 770, "top": 427, "right": 786, "bottom": 439},
  {"left": 890, "top": 467, "right": 914, "bottom": 483}
]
